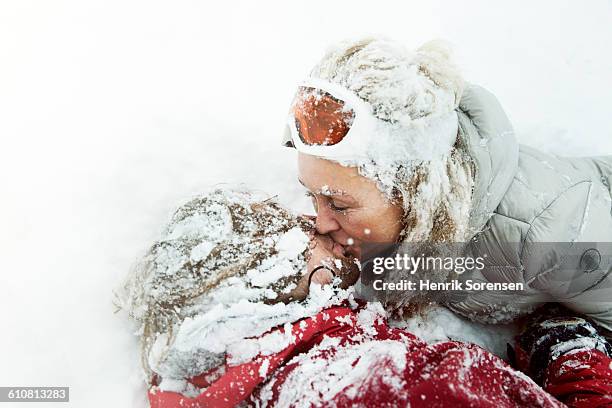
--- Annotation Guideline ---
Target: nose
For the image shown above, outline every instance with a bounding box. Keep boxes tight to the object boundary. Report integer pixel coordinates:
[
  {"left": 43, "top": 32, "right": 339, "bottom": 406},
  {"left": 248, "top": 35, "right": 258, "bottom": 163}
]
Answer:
[{"left": 315, "top": 204, "right": 341, "bottom": 234}]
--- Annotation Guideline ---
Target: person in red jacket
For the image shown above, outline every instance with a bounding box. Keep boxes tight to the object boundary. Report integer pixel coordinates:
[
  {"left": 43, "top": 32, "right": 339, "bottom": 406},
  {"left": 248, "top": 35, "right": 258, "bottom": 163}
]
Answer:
[
  {"left": 121, "top": 187, "right": 611, "bottom": 408},
  {"left": 149, "top": 301, "right": 569, "bottom": 408}
]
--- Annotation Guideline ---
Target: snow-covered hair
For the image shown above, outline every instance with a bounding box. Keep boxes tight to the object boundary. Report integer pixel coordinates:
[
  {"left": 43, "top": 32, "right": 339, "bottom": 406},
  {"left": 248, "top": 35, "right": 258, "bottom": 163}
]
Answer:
[
  {"left": 116, "top": 187, "right": 314, "bottom": 383},
  {"left": 309, "top": 38, "right": 475, "bottom": 242}
]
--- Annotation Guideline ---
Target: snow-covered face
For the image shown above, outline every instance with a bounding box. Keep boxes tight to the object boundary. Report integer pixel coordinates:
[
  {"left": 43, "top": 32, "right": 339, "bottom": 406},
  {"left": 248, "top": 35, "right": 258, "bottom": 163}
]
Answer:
[{"left": 298, "top": 152, "right": 404, "bottom": 260}]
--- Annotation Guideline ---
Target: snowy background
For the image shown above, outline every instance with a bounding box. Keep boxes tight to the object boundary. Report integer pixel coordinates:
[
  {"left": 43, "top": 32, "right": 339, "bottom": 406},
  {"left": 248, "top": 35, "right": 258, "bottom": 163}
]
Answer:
[{"left": 1, "top": 0, "right": 611, "bottom": 406}]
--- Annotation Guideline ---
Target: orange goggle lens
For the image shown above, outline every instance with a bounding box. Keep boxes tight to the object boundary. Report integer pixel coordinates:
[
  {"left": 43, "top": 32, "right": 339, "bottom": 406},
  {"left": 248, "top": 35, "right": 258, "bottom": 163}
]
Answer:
[{"left": 291, "top": 87, "right": 355, "bottom": 146}]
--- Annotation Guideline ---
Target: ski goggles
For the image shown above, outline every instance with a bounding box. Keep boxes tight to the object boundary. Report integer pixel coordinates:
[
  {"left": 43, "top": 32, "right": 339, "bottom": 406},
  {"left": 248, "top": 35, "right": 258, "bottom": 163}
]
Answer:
[
  {"left": 282, "top": 77, "right": 459, "bottom": 163},
  {"left": 282, "top": 78, "right": 378, "bottom": 162}
]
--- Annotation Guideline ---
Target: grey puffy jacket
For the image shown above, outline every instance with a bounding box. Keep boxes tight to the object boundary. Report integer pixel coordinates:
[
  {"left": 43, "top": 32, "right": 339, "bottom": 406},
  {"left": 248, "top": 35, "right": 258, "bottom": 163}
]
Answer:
[{"left": 449, "top": 84, "right": 612, "bottom": 330}]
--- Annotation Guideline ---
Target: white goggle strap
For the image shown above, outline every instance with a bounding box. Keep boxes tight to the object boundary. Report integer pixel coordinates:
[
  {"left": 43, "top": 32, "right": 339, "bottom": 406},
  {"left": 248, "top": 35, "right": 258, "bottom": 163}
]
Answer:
[{"left": 281, "top": 123, "right": 294, "bottom": 148}]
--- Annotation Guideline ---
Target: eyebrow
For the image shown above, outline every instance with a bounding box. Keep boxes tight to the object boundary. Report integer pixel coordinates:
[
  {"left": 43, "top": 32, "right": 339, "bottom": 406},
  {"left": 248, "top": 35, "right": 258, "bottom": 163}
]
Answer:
[{"left": 297, "top": 178, "right": 356, "bottom": 202}]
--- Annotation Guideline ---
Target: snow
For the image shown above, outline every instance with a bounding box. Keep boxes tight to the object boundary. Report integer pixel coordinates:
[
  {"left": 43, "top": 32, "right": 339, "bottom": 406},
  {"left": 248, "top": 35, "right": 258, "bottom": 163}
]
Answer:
[
  {"left": 274, "top": 227, "right": 310, "bottom": 260},
  {"left": 320, "top": 185, "right": 332, "bottom": 196},
  {"left": 2, "top": 1, "right": 612, "bottom": 407},
  {"left": 390, "top": 306, "right": 517, "bottom": 358},
  {"left": 171, "top": 288, "right": 348, "bottom": 365},
  {"left": 268, "top": 339, "right": 408, "bottom": 406},
  {"left": 549, "top": 337, "right": 608, "bottom": 361},
  {"left": 255, "top": 305, "right": 409, "bottom": 407},
  {"left": 258, "top": 358, "right": 271, "bottom": 379},
  {"left": 312, "top": 39, "right": 461, "bottom": 127}
]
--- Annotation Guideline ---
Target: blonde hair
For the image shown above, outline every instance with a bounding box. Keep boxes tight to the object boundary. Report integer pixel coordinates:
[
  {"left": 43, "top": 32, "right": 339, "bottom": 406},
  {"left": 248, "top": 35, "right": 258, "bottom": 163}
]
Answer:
[{"left": 310, "top": 37, "right": 474, "bottom": 242}]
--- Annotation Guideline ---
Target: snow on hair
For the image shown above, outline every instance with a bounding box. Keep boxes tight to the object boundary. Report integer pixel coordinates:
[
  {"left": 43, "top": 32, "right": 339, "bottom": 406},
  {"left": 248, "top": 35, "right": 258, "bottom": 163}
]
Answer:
[
  {"left": 310, "top": 37, "right": 464, "bottom": 125},
  {"left": 309, "top": 37, "right": 474, "bottom": 242},
  {"left": 114, "top": 187, "right": 312, "bottom": 382}
]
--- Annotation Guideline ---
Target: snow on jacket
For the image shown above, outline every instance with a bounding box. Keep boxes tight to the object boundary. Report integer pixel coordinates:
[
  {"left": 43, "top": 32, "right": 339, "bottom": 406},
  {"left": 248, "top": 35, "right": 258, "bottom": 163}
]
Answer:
[
  {"left": 447, "top": 84, "right": 612, "bottom": 330},
  {"left": 148, "top": 302, "right": 564, "bottom": 408}
]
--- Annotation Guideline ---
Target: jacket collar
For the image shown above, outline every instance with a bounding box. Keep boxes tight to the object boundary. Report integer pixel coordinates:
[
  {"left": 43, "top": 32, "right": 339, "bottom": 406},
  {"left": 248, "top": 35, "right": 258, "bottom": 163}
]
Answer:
[{"left": 457, "top": 84, "right": 519, "bottom": 234}]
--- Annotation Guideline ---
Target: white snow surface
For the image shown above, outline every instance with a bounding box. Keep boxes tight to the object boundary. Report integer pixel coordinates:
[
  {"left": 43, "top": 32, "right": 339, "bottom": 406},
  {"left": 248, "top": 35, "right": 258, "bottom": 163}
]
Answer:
[
  {"left": 390, "top": 306, "right": 517, "bottom": 358},
  {"left": 1, "top": 1, "right": 612, "bottom": 407}
]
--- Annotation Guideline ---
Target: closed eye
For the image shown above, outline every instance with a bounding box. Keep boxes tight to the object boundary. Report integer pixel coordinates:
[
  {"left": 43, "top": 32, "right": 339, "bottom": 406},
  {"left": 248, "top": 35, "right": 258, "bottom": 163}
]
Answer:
[
  {"left": 305, "top": 190, "right": 350, "bottom": 213},
  {"left": 328, "top": 200, "right": 349, "bottom": 212}
]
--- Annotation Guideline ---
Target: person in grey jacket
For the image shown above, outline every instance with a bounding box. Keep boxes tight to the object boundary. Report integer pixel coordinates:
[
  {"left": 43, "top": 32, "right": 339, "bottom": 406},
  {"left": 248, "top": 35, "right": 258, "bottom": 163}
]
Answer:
[{"left": 282, "top": 38, "right": 612, "bottom": 355}]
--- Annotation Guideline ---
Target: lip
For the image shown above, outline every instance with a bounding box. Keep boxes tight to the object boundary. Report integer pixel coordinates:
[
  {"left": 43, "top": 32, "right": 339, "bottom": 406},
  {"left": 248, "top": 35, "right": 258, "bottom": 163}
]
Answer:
[{"left": 332, "top": 242, "right": 346, "bottom": 257}]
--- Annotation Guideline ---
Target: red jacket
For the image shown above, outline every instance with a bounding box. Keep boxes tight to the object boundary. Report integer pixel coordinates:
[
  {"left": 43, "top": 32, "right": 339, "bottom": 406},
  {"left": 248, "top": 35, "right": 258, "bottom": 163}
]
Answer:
[{"left": 147, "top": 304, "right": 586, "bottom": 407}]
